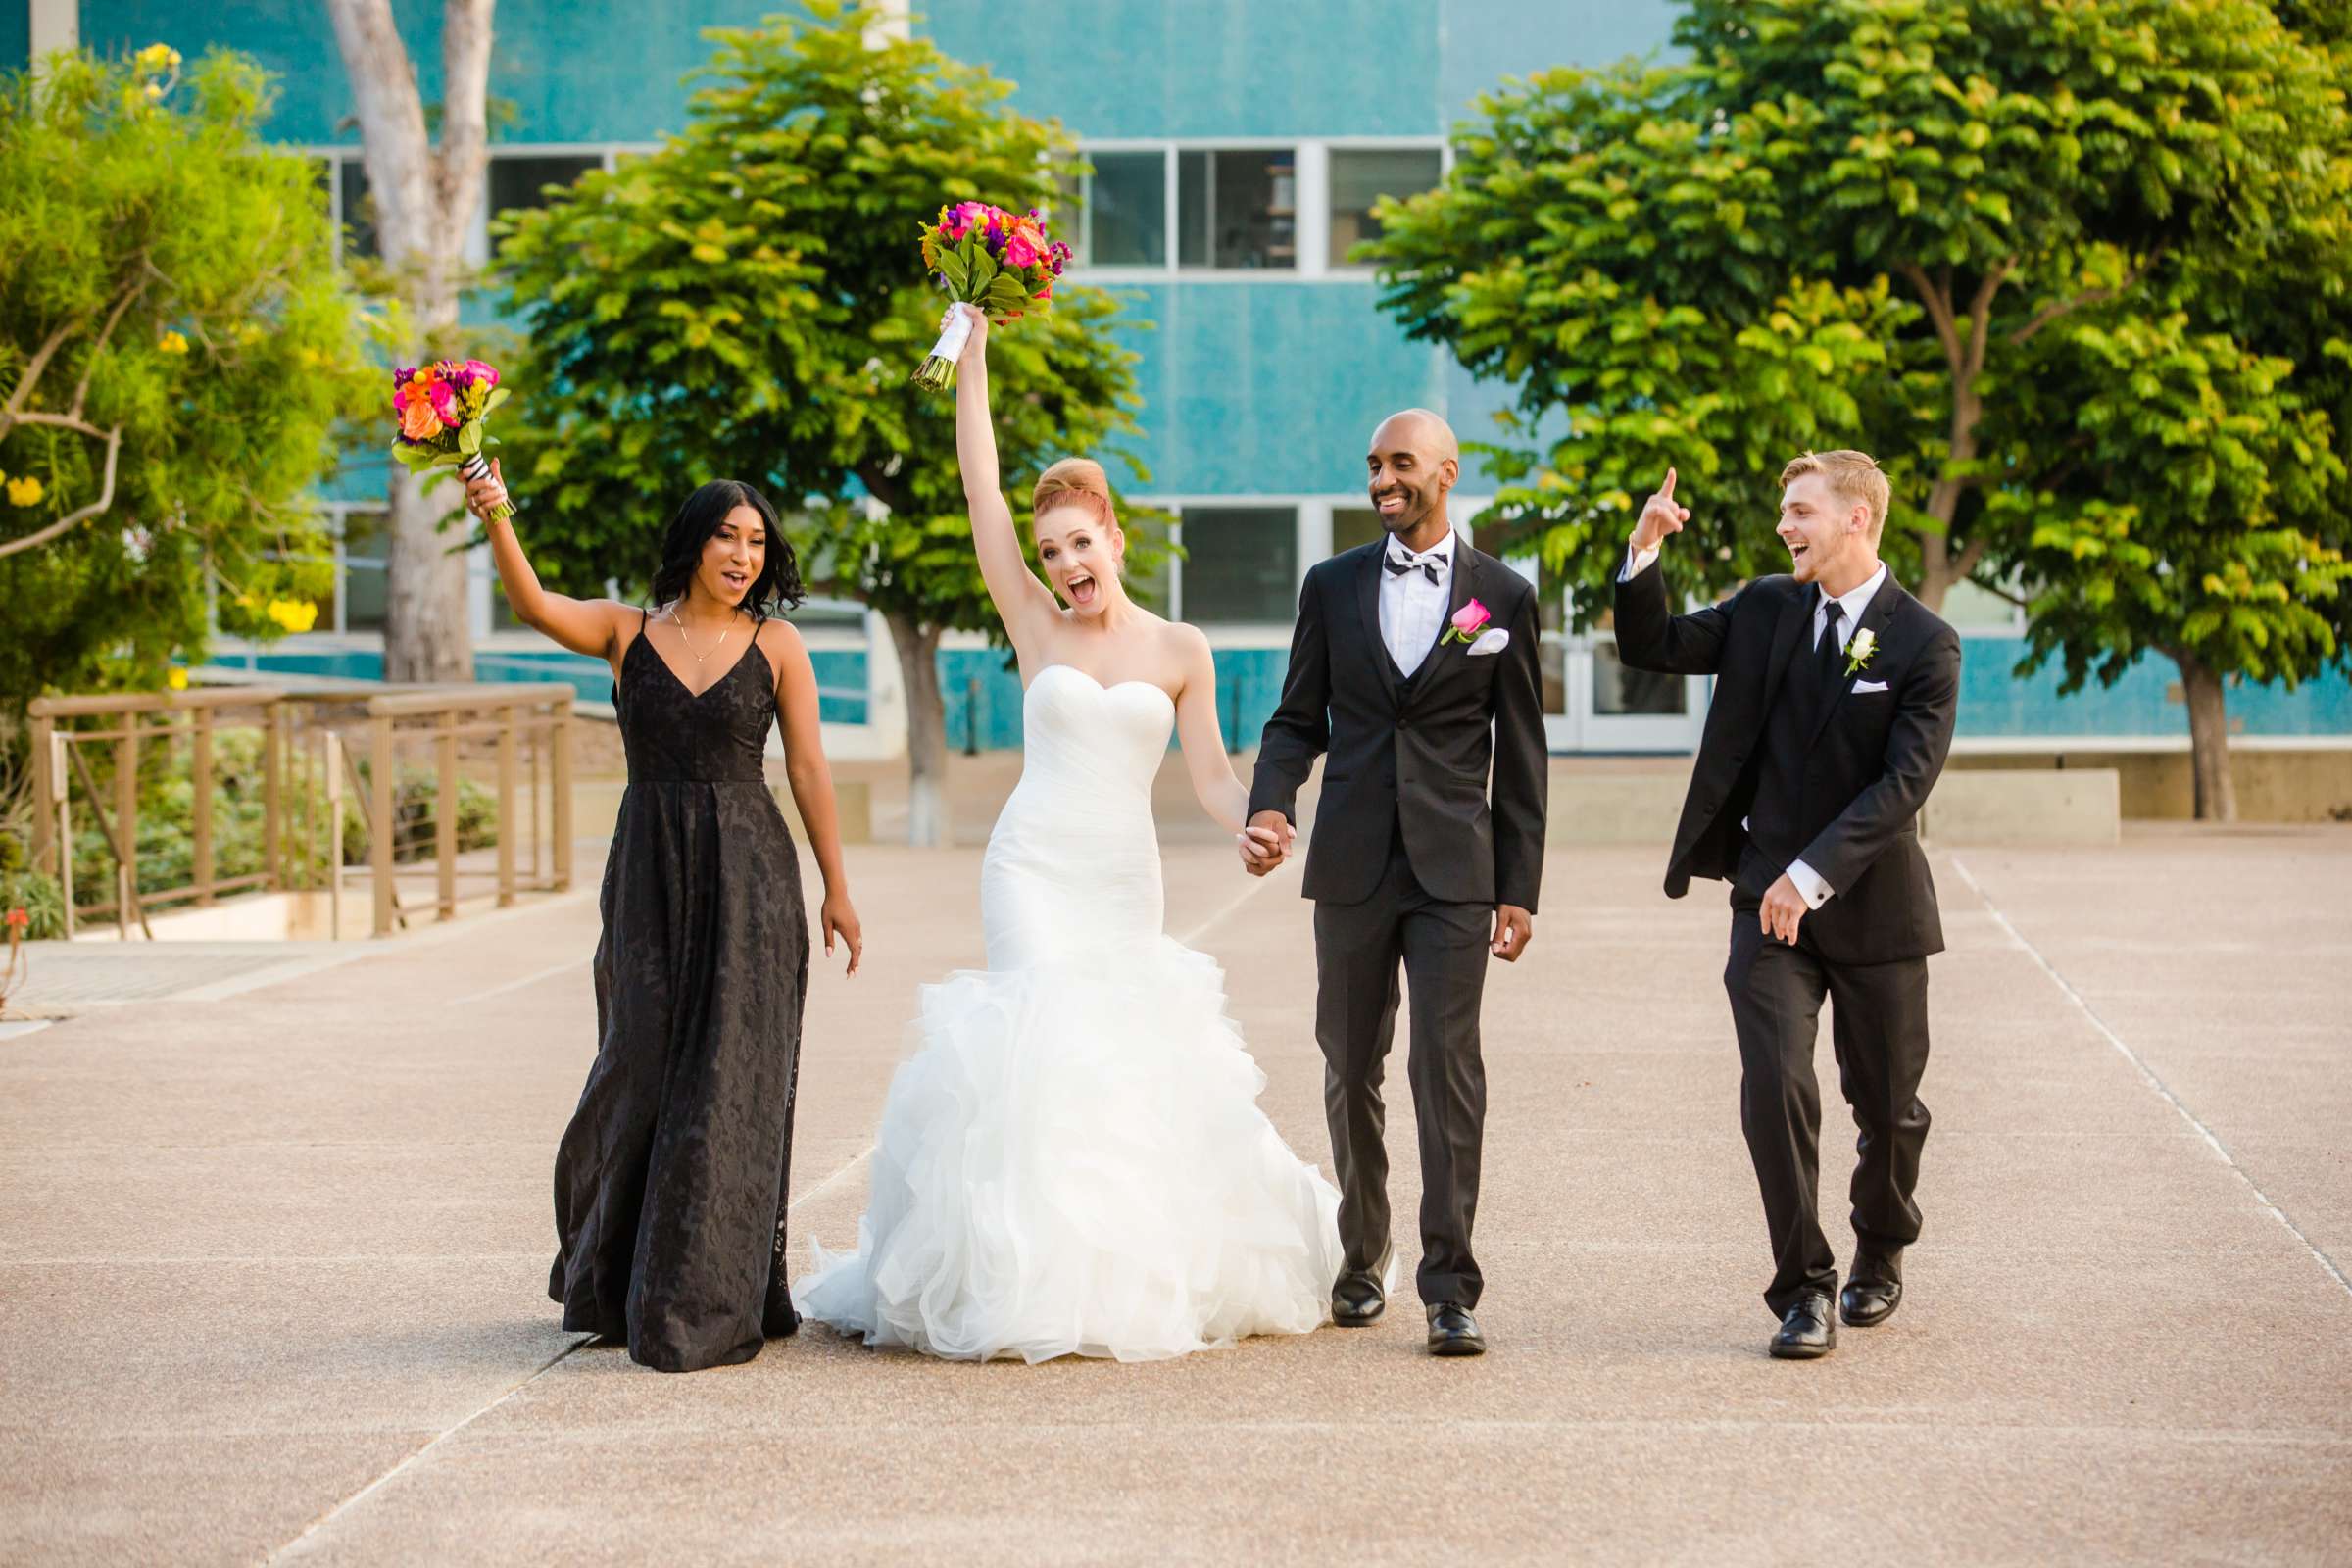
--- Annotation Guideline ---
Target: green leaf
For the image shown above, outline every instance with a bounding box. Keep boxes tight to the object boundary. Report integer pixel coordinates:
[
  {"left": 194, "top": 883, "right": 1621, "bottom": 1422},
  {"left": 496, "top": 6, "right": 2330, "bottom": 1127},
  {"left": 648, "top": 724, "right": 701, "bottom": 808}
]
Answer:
[{"left": 985, "top": 274, "right": 1027, "bottom": 315}]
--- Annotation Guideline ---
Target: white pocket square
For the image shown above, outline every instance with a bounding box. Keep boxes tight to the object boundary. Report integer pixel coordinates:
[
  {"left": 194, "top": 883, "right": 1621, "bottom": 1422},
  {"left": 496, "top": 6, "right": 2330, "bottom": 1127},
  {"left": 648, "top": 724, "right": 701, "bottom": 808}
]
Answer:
[
  {"left": 1852, "top": 678, "right": 1889, "bottom": 693},
  {"left": 1467, "top": 628, "right": 1510, "bottom": 657}
]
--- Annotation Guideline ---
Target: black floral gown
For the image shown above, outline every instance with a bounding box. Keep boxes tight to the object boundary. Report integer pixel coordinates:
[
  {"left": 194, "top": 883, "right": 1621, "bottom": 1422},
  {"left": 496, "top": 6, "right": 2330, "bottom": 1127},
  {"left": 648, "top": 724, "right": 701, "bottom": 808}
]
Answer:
[{"left": 548, "top": 614, "right": 810, "bottom": 1372}]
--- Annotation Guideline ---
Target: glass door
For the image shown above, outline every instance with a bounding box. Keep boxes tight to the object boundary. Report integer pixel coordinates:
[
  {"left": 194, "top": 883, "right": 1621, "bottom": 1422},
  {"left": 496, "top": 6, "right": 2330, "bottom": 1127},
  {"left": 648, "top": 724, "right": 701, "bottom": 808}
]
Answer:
[{"left": 1523, "top": 567, "right": 1708, "bottom": 753}]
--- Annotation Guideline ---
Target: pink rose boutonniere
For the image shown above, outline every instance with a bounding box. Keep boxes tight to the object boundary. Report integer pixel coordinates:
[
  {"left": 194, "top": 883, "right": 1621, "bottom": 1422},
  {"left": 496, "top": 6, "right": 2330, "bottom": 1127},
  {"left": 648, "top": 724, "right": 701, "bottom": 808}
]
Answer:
[{"left": 1443, "top": 599, "right": 1492, "bottom": 646}]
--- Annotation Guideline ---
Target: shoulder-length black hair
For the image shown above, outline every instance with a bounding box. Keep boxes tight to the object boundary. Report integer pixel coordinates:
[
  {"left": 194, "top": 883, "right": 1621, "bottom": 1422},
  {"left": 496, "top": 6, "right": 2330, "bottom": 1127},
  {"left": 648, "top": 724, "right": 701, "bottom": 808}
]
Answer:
[{"left": 648, "top": 479, "right": 805, "bottom": 617}]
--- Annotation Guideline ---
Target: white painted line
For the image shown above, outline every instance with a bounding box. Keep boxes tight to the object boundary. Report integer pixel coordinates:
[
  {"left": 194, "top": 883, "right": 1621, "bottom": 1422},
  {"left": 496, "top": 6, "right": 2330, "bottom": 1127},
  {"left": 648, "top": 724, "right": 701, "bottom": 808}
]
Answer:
[
  {"left": 173, "top": 946, "right": 381, "bottom": 1004},
  {"left": 1176, "top": 852, "right": 1293, "bottom": 947},
  {"left": 789, "top": 1147, "right": 872, "bottom": 1212},
  {"left": 444, "top": 956, "right": 587, "bottom": 1007},
  {"left": 266, "top": 1334, "right": 594, "bottom": 1564},
  {"left": 1948, "top": 854, "right": 2351, "bottom": 1298}
]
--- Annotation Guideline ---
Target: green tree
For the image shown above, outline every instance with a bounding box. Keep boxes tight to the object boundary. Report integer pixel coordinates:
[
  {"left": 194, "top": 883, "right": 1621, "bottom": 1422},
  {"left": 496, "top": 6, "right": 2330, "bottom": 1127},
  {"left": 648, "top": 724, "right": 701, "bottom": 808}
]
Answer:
[
  {"left": 2002, "top": 4, "right": 2352, "bottom": 818},
  {"left": 1369, "top": 0, "right": 2349, "bottom": 816},
  {"left": 2006, "top": 311, "right": 2348, "bottom": 818},
  {"left": 0, "top": 45, "right": 374, "bottom": 715},
  {"left": 494, "top": 1, "right": 1158, "bottom": 844}
]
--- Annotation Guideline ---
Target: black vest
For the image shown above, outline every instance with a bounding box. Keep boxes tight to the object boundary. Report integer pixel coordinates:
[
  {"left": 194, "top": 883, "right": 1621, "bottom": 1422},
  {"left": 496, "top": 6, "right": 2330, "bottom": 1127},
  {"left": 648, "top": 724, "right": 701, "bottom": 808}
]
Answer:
[{"left": 1742, "top": 615, "right": 1836, "bottom": 871}]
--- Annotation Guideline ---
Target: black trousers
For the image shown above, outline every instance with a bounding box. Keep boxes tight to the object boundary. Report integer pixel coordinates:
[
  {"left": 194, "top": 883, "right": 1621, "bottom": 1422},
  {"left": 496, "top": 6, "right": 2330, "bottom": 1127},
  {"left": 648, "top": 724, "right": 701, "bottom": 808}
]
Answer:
[
  {"left": 1312, "top": 831, "right": 1493, "bottom": 1308},
  {"left": 1725, "top": 870, "right": 1933, "bottom": 1318}
]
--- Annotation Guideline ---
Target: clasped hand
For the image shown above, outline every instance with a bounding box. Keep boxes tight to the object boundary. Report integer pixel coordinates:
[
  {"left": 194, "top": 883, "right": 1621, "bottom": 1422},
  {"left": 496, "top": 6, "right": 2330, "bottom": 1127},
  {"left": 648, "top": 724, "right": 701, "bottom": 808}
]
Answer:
[{"left": 1236, "top": 809, "right": 1294, "bottom": 877}]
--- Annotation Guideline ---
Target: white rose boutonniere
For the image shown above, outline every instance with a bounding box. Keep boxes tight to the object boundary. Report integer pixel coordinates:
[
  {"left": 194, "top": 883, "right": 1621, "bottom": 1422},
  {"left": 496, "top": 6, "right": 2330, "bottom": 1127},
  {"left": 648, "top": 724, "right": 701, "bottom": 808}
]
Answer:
[{"left": 1843, "top": 628, "right": 1878, "bottom": 678}]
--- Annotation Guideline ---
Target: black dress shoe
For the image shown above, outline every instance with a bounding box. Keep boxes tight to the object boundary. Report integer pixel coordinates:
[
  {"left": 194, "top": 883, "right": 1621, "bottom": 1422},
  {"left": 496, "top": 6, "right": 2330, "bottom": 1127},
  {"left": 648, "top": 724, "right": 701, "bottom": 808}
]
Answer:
[
  {"left": 1769, "top": 1292, "right": 1837, "bottom": 1359},
  {"left": 1426, "top": 1301, "right": 1486, "bottom": 1357},
  {"left": 1840, "top": 1252, "right": 1904, "bottom": 1328},
  {"left": 1331, "top": 1246, "right": 1392, "bottom": 1326}
]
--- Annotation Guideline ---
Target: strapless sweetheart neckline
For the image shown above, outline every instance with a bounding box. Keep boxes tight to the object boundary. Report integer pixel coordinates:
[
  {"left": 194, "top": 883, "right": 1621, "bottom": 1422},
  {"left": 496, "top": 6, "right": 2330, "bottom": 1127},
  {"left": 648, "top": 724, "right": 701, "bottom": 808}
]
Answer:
[{"left": 1029, "top": 662, "right": 1175, "bottom": 708}]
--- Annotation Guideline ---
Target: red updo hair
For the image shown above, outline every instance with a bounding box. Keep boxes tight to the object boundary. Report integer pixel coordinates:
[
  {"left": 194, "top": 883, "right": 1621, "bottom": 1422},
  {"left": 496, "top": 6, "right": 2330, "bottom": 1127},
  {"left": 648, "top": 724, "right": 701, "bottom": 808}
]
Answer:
[{"left": 1031, "top": 457, "right": 1116, "bottom": 530}]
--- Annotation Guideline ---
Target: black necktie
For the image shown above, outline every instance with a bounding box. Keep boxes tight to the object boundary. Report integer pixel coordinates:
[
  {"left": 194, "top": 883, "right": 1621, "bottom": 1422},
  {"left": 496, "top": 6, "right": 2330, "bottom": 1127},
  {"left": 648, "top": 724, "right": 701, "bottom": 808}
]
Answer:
[
  {"left": 1386, "top": 550, "right": 1441, "bottom": 586},
  {"left": 1816, "top": 599, "right": 1847, "bottom": 684}
]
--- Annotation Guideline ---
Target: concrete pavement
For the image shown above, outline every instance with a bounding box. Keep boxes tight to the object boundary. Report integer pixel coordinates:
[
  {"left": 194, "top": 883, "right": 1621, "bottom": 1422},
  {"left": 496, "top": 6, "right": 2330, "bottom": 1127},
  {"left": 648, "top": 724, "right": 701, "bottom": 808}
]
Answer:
[{"left": 2, "top": 825, "right": 2347, "bottom": 1564}]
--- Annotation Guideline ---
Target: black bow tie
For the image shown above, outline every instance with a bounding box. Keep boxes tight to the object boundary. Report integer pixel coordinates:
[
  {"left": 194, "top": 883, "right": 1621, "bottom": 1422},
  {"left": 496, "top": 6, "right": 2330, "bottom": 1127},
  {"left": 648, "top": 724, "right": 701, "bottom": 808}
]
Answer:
[{"left": 1386, "top": 550, "right": 1443, "bottom": 586}]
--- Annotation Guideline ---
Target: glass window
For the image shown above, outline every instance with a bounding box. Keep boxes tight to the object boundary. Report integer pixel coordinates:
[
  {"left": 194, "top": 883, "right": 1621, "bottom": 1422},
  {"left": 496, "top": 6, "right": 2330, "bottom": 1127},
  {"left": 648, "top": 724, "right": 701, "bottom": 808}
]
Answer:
[
  {"left": 1177, "top": 149, "right": 1297, "bottom": 270},
  {"left": 1332, "top": 506, "right": 1387, "bottom": 557},
  {"left": 1592, "top": 638, "right": 1686, "bottom": 715},
  {"left": 341, "top": 510, "right": 389, "bottom": 632},
  {"left": 489, "top": 153, "right": 602, "bottom": 219},
  {"left": 1178, "top": 507, "right": 1298, "bottom": 624},
  {"left": 338, "top": 160, "right": 379, "bottom": 261},
  {"left": 1328, "top": 148, "right": 1442, "bottom": 267},
  {"left": 1080, "top": 150, "right": 1166, "bottom": 267}
]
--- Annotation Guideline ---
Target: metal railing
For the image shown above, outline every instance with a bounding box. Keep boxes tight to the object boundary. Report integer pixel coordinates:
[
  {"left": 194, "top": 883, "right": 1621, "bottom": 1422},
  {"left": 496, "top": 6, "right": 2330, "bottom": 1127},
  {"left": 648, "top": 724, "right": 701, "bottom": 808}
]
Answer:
[{"left": 26, "top": 682, "right": 574, "bottom": 940}]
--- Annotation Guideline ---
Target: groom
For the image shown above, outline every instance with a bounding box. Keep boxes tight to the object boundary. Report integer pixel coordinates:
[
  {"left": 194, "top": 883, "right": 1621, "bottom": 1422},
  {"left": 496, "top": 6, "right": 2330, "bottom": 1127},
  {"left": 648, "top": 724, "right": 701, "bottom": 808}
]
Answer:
[
  {"left": 1613, "top": 451, "right": 1960, "bottom": 1359},
  {"left": 1242, "top": 409, "right": 1547, "bottom": 1357}
]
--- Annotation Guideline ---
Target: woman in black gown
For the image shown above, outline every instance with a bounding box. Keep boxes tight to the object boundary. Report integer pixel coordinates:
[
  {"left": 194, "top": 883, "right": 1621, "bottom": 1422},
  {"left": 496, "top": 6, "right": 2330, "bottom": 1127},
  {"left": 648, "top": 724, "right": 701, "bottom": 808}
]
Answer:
[{"left": 465, "top": 462, "right": 863, "bottom": 1372}]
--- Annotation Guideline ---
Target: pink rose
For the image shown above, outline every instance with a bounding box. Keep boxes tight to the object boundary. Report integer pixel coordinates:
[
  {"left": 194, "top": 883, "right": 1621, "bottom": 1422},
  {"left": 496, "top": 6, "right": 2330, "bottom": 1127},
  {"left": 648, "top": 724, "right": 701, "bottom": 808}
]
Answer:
[
  {"left": 1004, "top": 233, "right": 1039, "bottom": 269},
  {"left": 425, "top": 376, "right": 459, "bottom": 425},
  {"left": 1450, "top": 599, "right": 1491, "bottom": 637}
]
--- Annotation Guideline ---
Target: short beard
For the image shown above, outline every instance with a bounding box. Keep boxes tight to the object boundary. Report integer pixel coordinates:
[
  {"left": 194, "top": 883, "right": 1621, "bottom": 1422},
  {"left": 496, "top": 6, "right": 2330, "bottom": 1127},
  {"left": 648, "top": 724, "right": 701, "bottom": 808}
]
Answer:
[{"left": 1378, "top": 490, "right": 1430, "bottom": 536}]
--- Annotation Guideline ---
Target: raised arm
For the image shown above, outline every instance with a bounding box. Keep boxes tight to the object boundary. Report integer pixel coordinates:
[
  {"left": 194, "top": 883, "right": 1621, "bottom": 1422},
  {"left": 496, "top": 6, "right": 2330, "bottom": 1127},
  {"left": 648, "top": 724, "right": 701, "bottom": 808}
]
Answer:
[
  {"left": 1170, "top": 626, "right": 1250, "bottom": 833},
  {"left": 463, "top": 459, "right": 634, "bottom": 662},
  {"left": 951, "top": 304, "right": 1060, "bottom": 654},
  {"left": 765, "top": 620, "right": 862, "bottom": 975},
  {"left": 1611, "top": 466, "right": 1735, "bottom": 676}
]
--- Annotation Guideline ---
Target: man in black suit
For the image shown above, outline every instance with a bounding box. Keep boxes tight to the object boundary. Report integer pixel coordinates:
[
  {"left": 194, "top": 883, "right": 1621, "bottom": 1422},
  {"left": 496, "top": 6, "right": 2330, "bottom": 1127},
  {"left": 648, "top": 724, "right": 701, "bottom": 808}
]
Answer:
[
  {"left": 1242, "top": 409, "right": 1548, "bottom": 1357},
  {"left": 1613, "top": 450, "right": 1960, "bottom": 1360}
]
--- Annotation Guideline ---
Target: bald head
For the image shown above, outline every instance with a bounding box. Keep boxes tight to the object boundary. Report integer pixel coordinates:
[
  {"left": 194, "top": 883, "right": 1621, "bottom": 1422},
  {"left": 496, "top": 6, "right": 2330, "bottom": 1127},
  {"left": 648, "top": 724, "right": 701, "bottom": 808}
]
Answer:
[
  {"left": 1366, "top": 408, "right": 1460, "bottom": 547},
  {"left": 1372, "top": 408, "right": 1459, "bottom": 467}
]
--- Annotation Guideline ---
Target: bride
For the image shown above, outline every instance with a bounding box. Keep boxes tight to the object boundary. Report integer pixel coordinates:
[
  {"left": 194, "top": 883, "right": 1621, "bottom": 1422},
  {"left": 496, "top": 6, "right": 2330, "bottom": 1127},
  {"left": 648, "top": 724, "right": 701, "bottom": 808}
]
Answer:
[{"left": 794, "top": 304, "right": 1348, "bottom": 1362}]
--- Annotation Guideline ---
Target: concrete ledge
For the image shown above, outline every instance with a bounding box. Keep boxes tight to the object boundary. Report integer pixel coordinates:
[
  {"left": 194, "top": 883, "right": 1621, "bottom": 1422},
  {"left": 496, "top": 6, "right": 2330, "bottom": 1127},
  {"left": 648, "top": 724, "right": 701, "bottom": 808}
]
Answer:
[
  {"left": 1922, "top": 767, "right": 2120, "bottom": 845},
  {"left": 1546, "top": 769, "right": 1690, "bottom": 846},
  {"left": 1946, "top": 746, "right": 2352, "bottom": 822},
  {"left": 1539, "top": 761, "right": 2124, "bottom": 848}
]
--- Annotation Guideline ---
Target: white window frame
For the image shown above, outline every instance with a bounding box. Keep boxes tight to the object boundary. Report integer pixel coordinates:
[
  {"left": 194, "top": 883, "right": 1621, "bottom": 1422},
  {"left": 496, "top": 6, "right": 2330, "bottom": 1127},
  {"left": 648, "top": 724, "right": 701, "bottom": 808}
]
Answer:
[
  {"left": 1071, "top": 136, "right": 1447, "bottom": 285},
  {"left": 303, "top": 142, "right": 658, "bottom": 267}
]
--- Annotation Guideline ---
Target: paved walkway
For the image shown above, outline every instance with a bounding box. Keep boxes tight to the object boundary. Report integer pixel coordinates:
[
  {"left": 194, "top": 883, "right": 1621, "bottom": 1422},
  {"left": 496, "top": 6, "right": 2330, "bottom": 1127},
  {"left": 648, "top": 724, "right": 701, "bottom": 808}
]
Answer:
[{"left": 2, "top": 826, "right": 2347, "bottom": 1564}]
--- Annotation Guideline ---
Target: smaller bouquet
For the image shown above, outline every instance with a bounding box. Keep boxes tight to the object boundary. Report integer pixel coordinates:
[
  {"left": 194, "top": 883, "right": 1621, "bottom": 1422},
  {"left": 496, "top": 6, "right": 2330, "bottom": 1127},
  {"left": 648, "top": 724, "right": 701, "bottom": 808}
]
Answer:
[
  {"left": 388, "top": 359, "right": 512, "bottom": 520},
  {"left": 911, "top": 202, "right": 1072, "bottom": 391}
]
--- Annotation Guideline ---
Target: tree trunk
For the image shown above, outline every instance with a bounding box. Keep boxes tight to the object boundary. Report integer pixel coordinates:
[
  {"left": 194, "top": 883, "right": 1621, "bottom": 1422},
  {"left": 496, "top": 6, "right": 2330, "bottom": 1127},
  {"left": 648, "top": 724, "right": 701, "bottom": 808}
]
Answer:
[
  {"left": 383, "top": 468, "right": 474, "bottom": 682},
  {"left": 2172, "top": 649, "right": 2238, "bottom": 822},
  {"left": 325, "top": 0, "right": 495, "bottom": 685},
  {"left": 886, "top": 611, "right": 949, "bottom": 848}
]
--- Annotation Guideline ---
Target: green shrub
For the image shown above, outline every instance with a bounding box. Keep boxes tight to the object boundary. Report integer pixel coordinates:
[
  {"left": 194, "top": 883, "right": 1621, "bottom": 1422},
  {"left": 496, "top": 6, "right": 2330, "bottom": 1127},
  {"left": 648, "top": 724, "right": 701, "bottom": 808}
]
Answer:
[{"left": 0, "top": 865, "right": 67, "bottom": 940}]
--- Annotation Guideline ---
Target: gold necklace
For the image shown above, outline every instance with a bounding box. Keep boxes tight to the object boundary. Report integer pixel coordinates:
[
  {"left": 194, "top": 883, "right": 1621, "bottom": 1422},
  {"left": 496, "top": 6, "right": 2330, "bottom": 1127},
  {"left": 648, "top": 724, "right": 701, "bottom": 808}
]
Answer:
[{"left": 666, "top": 603, "right": 732, "bottom": 663}]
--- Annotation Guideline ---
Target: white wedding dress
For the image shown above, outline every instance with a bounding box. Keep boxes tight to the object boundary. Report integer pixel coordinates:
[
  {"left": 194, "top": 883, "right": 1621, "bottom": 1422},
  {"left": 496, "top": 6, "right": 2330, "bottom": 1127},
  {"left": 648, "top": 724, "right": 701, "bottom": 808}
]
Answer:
[{"left": 794, "top": 662, "right": 1346, "bottom": 1362}]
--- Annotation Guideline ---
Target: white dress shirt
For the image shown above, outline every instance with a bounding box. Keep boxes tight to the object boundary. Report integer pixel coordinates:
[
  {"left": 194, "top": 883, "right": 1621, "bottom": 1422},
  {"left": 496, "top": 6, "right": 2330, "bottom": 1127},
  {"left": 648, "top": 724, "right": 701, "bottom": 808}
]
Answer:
[
  {"left": 1381, "top": 531, "right": 1457, "bottom": 677},
  {"left": 1619, "top": 538, "right": 1886, "bottom": 911}
]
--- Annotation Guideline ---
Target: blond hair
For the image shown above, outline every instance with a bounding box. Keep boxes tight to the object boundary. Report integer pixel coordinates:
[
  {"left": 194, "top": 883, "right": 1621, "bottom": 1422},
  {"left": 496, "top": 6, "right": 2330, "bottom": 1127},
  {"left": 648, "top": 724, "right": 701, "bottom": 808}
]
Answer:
[
  {"left": 1032, "top": 457, "right": 1115, "bottom": 529},
  {"left": 1781, "top": 450, "right": 1890, "bottom": 539}
]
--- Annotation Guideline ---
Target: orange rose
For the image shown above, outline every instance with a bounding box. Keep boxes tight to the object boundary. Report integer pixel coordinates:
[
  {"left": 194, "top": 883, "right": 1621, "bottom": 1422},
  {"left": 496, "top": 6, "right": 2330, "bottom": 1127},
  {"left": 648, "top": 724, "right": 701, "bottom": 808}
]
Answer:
[{"left": 400, "top": 397, "right": 444, "bottom": 441}]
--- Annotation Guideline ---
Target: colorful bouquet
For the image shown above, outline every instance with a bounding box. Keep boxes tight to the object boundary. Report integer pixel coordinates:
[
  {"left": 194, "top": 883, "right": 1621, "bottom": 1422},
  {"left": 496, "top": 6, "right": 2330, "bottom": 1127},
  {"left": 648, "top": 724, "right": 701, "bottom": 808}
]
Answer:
[
  {"left": 388, "top": 358, "right": 512, "bottom": 520},
  {"left": 911, "top": 202, "right": 1072, "bottom": 391}
]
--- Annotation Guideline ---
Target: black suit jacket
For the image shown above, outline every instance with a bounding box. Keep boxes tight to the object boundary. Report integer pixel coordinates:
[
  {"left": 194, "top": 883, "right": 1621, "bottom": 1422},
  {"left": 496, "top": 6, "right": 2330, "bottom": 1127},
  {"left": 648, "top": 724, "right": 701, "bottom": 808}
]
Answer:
[
  {"left": 1250, "top": 536, "right": 1548, "bottom": 911},
  {"left": 1612, "top": 559, "right": 1961, "bottom": 964}
]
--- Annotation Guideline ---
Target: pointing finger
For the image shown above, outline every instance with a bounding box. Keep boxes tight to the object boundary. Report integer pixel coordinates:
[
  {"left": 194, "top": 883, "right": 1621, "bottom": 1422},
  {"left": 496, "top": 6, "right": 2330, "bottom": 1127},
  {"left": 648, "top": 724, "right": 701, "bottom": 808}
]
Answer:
[{"left": 1661, "top": 466, "right": 1677, "bottom": 500}]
